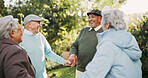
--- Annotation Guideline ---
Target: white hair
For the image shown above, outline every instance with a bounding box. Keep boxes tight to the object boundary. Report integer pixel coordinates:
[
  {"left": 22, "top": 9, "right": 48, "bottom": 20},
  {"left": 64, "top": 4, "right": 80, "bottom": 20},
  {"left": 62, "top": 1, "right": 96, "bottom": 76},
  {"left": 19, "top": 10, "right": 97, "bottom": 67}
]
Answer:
[
  {"left": 0, "top": 15, "right": 18, "bottom": 39},
  {"left": 101, "top": 7, "right": 127, "bottom": 30}
]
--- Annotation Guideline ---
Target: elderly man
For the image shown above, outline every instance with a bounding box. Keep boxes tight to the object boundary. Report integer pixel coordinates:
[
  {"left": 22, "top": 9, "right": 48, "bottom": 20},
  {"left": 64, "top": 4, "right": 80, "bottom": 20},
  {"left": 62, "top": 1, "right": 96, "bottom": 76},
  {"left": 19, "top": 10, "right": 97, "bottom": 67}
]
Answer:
[
  {"left": 68, "top": 9, "right": 103, "bottom": 78},
  {"left": 0, "top": 15, "right": 36, "bottom": 78},
  {"left": 20, "top": 14, "right": 70, "bottom": 78}
]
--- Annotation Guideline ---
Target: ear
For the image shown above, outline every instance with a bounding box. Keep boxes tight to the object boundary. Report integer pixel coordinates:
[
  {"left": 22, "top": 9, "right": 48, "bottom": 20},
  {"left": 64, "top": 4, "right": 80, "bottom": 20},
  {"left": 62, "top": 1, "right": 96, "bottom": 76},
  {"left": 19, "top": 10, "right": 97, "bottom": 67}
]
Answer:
[
  {"left": 25, "top": 22, "right": 31, "bottom": 29},
  {"left": 9, "top": 31, "right": 15, "bottom": 38},
  {"left": 28, "top": 22, "right": 31, "bottom": 27},
  {"left": 98, "top": 17, "right": 102, "bottom": 22},
  {"left": 105, "top": 23, "right": 110, "bottom": 29}
]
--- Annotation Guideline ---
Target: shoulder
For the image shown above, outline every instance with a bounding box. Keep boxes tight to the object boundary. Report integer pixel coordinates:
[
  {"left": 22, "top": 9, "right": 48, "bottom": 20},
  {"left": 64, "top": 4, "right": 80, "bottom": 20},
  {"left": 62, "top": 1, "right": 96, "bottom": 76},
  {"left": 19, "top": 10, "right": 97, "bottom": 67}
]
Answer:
[
  {"left": 9, "top": 45, "right": 26, "bottom": 54},
  {"left": 2, "top": 44, "right": 27, "bottom": 59},
  {"left": 81, "top": 27, "right": 90, "bottom": 31},
  {"left": 38, "top": 33, "right": 46, "bottom": 38},
  {"left": 79, "top": 27, "right": 90, "bottom": 34},
  {"left": 98, "top": 37, "right": 115, "bottom": 48}
]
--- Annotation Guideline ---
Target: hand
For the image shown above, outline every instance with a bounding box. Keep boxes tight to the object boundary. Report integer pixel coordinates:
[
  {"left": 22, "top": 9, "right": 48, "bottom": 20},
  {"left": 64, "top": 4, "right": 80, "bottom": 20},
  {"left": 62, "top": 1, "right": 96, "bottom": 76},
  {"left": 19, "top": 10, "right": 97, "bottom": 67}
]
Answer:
[
  {"left": 64, "top": 60, "right": 71, "bottom": 66},
  {"left": 68, "top": 54, "right": 76, "bottom": 67}
]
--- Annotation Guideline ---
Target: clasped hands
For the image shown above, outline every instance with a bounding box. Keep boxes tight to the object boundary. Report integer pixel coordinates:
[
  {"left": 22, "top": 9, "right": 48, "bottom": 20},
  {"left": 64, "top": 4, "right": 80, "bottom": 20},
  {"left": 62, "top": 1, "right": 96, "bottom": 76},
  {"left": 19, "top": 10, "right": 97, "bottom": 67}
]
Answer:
[{"left": 64, "top": 54, "right": 76, "bottom": 67}]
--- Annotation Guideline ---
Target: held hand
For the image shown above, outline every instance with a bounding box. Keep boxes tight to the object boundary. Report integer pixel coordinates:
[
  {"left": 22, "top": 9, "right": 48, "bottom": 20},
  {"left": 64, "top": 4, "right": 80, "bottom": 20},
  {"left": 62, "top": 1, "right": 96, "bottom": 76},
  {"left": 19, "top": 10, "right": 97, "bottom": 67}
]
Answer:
[
  {"left": 48, "top": 75, "right": 50, "bottom": 78},
  {"left": 64, "top": 60, "right": 71, "bottom": 66},
  {"left": 68, "top": 54, "right": 76, "bottom": 67}
]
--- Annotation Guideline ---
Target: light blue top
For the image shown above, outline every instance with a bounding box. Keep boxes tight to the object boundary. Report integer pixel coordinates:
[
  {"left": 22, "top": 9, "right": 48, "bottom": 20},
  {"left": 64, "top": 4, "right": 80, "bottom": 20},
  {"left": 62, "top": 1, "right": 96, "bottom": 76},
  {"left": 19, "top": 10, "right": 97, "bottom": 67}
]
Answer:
[
  {"left": 78, "top": 29, "right": 142, "bottom": 78},
  {"left": 20, "top": 29, "right": 65, "bottom": 78}
]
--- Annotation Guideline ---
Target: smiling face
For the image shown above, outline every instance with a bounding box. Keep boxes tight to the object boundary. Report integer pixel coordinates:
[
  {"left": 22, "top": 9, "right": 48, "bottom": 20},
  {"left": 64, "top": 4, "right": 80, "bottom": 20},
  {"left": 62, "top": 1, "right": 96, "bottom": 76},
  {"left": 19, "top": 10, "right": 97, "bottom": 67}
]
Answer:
[
  {"left": 88, "top": 14, "right": 102, "bottom": 28},
  {"left": 28, "top": 21, "right": 42, "bottom": 35}
]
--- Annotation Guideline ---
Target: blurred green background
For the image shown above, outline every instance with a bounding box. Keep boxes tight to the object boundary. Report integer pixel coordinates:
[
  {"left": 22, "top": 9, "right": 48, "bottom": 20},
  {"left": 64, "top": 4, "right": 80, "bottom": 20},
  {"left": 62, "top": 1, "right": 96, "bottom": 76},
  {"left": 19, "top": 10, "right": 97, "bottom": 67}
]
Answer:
[{"left": 1, "top": 0, "right": 148, "bottom": 78}]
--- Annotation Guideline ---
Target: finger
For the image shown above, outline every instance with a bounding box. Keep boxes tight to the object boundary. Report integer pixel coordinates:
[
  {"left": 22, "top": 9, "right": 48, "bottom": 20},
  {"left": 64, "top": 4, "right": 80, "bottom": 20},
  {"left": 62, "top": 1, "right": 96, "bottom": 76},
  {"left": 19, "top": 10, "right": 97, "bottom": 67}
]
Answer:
[
  {"left": 67, "top": 60, "right": 71, "bottom": 64},
  {"left": 71, "top": 58, "right": 76, "bottom": 67}
]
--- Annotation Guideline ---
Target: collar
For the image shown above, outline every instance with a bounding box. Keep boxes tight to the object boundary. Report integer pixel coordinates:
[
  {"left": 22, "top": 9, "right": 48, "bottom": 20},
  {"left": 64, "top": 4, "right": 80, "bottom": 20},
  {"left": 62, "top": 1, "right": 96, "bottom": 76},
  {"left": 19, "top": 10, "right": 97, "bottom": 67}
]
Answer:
[
  {"left": 89, "top": 25, "right": 102, "bottom": 31},
  {"left": 24, "top": 29, "right": 34, "bottom": 35}
]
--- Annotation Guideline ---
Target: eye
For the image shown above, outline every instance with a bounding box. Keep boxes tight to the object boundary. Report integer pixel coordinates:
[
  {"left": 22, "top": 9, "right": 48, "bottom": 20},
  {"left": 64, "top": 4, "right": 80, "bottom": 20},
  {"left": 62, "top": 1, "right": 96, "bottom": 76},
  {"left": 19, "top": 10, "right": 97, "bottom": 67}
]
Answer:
[
  {"left": 88, "top": 16, "right": 91, "bottom": 19},
  {"left": 36, "top": 23, "right": 40, "bottom": 26},
  {"left": 92, "top": 16, "right": 95, "bottom": 18}
]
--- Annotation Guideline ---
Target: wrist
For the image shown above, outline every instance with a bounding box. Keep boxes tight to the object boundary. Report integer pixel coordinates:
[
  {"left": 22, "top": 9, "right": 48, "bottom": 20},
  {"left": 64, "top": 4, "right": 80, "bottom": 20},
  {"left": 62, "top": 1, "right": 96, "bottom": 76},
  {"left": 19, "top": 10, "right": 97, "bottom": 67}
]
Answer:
[{"left": 70, "top": 54, "right": 75, "bottom": 57}]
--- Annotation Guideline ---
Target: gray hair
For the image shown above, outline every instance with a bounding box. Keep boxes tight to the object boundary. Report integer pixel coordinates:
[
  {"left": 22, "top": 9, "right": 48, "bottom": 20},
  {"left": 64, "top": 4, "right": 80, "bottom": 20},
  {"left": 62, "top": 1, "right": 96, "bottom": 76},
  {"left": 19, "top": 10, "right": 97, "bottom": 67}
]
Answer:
[
  {"left": 0, "top": 15, "right": 18, "bottom": 39},
  {"left": 101, "top": 7, "right": 127, "bottom": 30}
]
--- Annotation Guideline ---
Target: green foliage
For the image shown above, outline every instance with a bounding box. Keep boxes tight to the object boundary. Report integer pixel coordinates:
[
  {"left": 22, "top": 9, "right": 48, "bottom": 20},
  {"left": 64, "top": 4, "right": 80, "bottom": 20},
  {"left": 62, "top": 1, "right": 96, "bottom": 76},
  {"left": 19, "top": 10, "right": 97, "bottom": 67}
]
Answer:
[
  {"left": 45, "top": 60, "right": 60, "bottom": 70},
  {"left": 5, "top": 0, "right": 126, "bottom": 54},
  {"left": 7, "top": 0, "right": 81, "bottom": 45},
  {"left": 0, "top": 0, "right": 4, "bottom": 10},
  {"left": 48, "top": 67, "right": 76, "bottom": 78},
  {"left": 1, "top": 0, "right": 126, "bottom": 69},
  {"left": 0, "top": 0, "right": 7, "bottom": 16},
  {"left": 127, "top": 13, "right": 148, "bottom": 75}
]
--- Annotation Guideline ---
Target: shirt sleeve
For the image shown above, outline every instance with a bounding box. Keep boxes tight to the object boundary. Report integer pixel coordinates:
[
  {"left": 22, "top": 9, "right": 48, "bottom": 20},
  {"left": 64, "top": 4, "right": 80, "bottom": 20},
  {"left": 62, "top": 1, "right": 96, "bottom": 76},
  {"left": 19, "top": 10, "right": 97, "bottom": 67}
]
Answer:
[
  {"left": 78, "top": 41, "right": 118, "bottom": 78},
  {"left": 42, "top": 35, "right": 65, "bottom": 65},
  {"left": 69, "top": 29, "right": 83, "bottom": 56},
  {"left": 4, "top": 49, "right": 35, "bottom": 78}
]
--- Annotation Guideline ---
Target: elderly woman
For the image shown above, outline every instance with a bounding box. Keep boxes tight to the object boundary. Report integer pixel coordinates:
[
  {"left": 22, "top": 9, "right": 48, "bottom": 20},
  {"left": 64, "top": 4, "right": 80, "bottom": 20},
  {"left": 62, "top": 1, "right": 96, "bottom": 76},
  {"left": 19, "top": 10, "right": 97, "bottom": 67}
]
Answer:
[
  {"left": 0, "top": 15, "right": 36, "bottom": 78},
  {"left": 78, "top": 8, "right": 142, "bottom": 78}
]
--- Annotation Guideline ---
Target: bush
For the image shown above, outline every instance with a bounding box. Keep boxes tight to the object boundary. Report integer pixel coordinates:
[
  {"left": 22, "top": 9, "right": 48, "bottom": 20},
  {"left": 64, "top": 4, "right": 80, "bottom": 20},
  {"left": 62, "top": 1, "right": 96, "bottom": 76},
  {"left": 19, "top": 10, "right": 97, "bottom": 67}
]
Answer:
[{"left": 127, "top": 13, "right": 148, "bottom": 77}]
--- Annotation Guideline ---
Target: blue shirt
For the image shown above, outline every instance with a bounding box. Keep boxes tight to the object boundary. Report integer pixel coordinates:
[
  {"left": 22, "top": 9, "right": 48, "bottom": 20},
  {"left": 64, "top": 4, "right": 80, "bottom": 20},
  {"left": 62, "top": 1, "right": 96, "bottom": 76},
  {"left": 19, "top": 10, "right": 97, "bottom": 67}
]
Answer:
[
  {"left": 20, "top": 29, "right": 65, "bottom": 78},
  {"left": 78, "top": 29, "right": 142, "bottom": 78}
]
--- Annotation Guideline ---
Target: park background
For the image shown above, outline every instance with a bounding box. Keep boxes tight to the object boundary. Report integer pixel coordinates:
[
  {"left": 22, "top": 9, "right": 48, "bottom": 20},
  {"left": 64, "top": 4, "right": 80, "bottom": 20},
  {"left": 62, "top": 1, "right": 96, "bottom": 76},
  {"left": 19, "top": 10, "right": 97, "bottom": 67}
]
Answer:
[{"left": 0, "top": 0, "right": 148, "bottom": 78}]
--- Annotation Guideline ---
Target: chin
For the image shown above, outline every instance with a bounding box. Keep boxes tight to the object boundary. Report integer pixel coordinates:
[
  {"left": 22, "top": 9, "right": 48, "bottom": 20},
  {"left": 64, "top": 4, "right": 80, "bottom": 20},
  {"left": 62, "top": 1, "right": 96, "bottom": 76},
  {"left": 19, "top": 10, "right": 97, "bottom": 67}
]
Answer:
[
  {"left": 90, "top": 25, "right": 94, "bottom": 28},
  {"left": 91, "top": 26, "right": 96, "bottom": 28},
  {"left": 18, "top": 40, "right": 22, "bottom": 44}
]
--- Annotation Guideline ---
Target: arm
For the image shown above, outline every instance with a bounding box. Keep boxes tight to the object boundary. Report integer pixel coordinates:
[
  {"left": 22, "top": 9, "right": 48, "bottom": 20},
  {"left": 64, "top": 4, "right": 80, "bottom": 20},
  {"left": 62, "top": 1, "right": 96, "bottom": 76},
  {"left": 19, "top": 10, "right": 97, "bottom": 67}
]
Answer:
[
  {"left": 43, "top": 36, "right": 66, "bottom": 65},
  {"left": 69, "top": 29, "right": 82, "bottom": 56},
  {"left": 68, "top": 35, "right": 79, "bottom": 67},
  {"left": 69, "top": 28, "right": 86, "bottom": 56},
  {"left": 4, "top": 49, "right": 35, "bottom": 78},
  {"left": 68, "top": 29, "right": 84, "bottom": 67},
  {"left": 78, "top": 41, "right": 118, "bottom": 78}
]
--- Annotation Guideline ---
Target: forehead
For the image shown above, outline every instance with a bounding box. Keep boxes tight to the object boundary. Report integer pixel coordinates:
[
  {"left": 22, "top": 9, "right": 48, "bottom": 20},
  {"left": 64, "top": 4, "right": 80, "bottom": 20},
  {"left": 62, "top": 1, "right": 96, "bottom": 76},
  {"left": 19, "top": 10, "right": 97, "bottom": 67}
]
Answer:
[
  {"left": 30, "top": 21, "right": 40, "bottom": 23},
  {"left": 89, "top": 14, "right": 99, "bottom": 17}
]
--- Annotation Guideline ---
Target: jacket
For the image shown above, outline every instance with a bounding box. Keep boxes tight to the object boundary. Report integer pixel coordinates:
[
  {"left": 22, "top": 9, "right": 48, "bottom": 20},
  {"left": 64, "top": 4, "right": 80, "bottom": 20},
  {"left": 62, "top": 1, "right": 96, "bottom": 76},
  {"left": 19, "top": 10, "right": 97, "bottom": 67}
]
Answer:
[
  {"left": 79, "top": 29, "right": 142, "bottom": 78},
  {"left": 0, "top": 39, "right": 36, "bottom": 78}
]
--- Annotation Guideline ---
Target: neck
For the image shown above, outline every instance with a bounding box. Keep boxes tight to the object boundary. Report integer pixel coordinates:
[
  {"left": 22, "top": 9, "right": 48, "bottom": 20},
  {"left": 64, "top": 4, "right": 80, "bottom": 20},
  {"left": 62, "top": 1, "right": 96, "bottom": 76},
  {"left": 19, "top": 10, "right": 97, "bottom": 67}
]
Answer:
[
  {"left": 9, "top": 37, "right": 19, "bottom": 44},
  {"left": 26, "top": 28, "right": 37, "bottom": 35}
]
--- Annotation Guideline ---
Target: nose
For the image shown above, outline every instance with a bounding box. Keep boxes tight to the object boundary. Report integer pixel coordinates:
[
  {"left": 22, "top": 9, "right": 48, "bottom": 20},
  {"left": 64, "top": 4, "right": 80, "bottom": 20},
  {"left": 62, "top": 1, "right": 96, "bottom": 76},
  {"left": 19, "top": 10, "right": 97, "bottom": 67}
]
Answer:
[
  {"left": 20, "top": 30, "right": 23, "bottom": 36},
  {"left": 88, "top": 17, "right": 92, "bottom": 22},
  {"left": 38, "top": 24, "right": 42, "bottom": 28},
  {"left": 40, "top": 24, "right": 42, "bottom": 27}
]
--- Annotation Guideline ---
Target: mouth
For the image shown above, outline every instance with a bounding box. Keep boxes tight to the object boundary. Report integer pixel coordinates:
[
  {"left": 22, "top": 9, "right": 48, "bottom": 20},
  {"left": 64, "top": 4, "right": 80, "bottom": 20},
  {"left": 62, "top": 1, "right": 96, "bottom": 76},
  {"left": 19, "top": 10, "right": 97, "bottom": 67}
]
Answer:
[
  {"left": 37, "top": 27, "right": 41, "bottom": 30},
  {"left": 89, "top": 22, "right": 94, "bottom": 26}
]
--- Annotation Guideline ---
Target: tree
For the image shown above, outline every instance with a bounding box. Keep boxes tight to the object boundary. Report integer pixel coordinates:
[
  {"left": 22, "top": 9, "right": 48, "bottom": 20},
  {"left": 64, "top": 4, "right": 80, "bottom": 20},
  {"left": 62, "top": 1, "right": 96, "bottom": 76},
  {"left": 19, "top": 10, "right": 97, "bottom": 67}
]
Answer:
[
  {"left": 0, "top": 0, "right": 7, "bottom": 16},
  {"left": 3, "top": 0, "right": 126, "bottom": 72},
  {"left": 5, "top": 0, "right": 126, "bottom": 54}
]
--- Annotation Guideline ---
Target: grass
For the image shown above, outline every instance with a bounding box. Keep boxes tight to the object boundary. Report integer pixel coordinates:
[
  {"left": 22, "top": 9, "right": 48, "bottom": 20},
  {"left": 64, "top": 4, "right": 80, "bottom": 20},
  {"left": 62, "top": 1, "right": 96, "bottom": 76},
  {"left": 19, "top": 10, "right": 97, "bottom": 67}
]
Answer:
[
  {"left": 47, "top": 66, "right": 148, "bottom": 78},
  {"left": 48, "top": 67, "right": 76, "bottom": 78}
]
